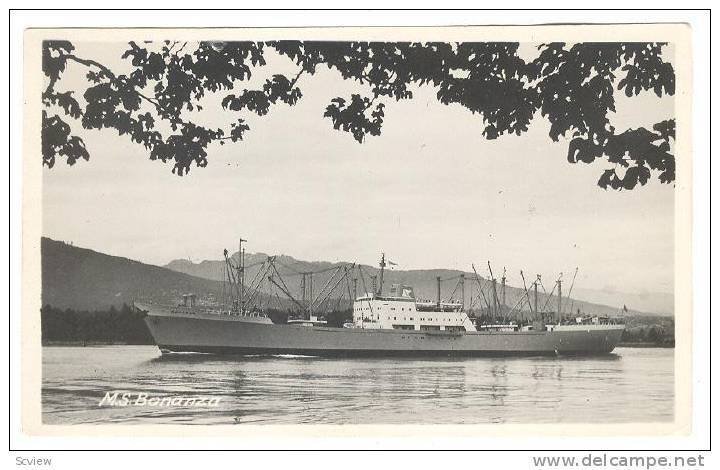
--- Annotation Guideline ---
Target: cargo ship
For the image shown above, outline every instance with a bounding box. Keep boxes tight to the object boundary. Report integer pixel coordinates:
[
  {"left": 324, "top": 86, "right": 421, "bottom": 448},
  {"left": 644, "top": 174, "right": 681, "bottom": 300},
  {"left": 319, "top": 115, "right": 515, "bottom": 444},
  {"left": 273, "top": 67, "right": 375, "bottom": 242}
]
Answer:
[{"left": 138, "top": 241, "right": 625, "bottom": 357}]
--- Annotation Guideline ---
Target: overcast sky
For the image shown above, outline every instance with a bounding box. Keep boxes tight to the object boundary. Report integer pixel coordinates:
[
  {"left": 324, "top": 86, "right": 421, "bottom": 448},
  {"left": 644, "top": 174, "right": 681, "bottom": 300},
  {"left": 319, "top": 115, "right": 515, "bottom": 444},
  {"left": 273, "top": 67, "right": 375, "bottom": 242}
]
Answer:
[{"left": 42, "top": 41, "right": 675, "bottom": 294}]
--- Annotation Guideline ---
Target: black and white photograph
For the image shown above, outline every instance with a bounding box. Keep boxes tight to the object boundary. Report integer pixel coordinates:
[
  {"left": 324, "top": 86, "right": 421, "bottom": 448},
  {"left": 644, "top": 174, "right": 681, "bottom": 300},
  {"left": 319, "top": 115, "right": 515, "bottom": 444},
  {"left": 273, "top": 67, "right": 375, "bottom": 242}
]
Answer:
[{"left": 16, "top": 17, "right": 702, "bottom": 447}]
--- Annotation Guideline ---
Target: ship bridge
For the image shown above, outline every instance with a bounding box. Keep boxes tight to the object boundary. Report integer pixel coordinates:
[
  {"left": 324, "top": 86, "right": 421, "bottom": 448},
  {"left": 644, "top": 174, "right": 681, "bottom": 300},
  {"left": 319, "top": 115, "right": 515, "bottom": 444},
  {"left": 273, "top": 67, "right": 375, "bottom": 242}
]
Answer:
[{"left": 352, "top": 283, "right": 476, "bottom": 332}]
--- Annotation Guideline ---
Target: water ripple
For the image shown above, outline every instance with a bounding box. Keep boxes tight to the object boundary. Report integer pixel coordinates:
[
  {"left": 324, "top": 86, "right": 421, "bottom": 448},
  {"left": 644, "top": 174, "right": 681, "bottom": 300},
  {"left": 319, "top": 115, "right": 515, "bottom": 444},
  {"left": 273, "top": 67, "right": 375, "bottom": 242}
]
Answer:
[{"left": 42, "top": 346, "right": 674, "bottom": 425}]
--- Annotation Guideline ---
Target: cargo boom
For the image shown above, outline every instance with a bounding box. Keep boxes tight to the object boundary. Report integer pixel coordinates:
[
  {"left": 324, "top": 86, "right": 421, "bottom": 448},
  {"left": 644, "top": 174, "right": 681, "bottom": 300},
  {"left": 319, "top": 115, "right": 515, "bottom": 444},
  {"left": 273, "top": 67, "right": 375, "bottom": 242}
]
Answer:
[{"left": 139, "top": 244, "right": 625, "bottom": 357}]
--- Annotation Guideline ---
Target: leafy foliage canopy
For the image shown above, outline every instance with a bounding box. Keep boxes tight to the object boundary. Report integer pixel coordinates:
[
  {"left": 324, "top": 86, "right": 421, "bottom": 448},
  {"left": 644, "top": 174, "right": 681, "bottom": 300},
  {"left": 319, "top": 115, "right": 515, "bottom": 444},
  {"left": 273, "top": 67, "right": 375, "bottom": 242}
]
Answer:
[{"left": 42, "top": 40, "right": 675, "bottom": 189}]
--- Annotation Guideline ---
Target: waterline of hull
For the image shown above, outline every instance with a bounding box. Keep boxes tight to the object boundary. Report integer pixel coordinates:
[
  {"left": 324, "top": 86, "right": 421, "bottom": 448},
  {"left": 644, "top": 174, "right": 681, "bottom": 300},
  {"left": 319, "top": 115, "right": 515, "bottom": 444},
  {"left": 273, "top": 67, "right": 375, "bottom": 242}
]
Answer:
[{"left": 156, "top": 345, "right": 617, "bottom": 357}]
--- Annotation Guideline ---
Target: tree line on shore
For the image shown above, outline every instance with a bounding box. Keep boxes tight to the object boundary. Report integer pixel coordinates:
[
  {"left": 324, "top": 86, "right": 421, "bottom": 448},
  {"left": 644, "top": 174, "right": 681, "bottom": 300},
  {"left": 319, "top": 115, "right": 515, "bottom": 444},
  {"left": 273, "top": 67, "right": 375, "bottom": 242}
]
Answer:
[
  {"left": 620, "top": 325, "right": 675, "bottom": 346},
  {"left": 41, "top": 304, "right": 154, "bottom": 345},
  {"left": 40, "top": 304, "right": 354, "bottom": 345}
]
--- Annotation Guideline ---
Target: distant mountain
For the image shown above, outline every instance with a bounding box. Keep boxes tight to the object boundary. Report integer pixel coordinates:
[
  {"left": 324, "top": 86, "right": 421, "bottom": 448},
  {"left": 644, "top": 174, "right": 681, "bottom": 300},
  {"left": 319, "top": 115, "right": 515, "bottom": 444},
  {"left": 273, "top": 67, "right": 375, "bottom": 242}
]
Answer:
[
  {"left": 164, "top": 252, "right": 671, "bottom": 317},
  {"left": 165, "top": 252, "right": 338, "bottom": 282},
  {"left": 572, "top": 287, "right": 673, "bottom": 317},
  {"left": 41, "top": 237, "right": 305, "bottom": 313},
  {"left": 42, "top": 237, "right": 224, "bottom": 311},
  {"left": 40, "top": 236, "right": 671, "bottom": 317}
]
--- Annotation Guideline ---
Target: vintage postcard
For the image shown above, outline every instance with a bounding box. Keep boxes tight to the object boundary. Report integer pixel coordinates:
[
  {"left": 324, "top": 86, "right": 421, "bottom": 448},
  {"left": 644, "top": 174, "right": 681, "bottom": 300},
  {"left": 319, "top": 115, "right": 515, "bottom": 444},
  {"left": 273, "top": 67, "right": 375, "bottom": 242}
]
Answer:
[{"left": 21, "top": 23, "right": 693, "bottom": 439}]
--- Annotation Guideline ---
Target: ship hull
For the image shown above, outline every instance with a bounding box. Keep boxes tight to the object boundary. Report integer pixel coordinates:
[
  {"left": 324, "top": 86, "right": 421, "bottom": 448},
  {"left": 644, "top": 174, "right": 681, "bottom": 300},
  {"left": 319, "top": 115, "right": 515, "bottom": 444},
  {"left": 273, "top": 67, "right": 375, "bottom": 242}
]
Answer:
[{"left": 142, "top": 308, "right": 625, "bottom": 357}]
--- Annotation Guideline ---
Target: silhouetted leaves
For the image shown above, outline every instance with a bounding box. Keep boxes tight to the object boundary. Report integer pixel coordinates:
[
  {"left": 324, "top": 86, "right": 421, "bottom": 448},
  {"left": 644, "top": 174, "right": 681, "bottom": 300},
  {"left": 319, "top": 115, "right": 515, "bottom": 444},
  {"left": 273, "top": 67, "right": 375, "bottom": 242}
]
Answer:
[
  {"left": 122, "top": 41, "right": 166, "bottom": 80},
  {"left": 222, "top": 74, "right": 303, "bottom": 117},
  {"left": 324, "top": 95, "right": 385, "bottom": 143},
  {"left": 581, "top": 119, "right": 676, "bottom": 190},
  {"left": 653, "top": 119, "right": 675, "bottom": 142},
  {"left": 42, "top": 89, "right": 82, "bottom": 119},
  {"left": 42, "top": 40, "right": 75, "bottom": 87},
  {"left": 228, "top": 119, "right": 250, "bottom": 143},
  {"left": 617, "top": 43, "right": 675, "bottom": 97},
  {"left": 151, "top": 123, "right": 224, "bottom": 175},
  {"left": 41, "top": 111, "right": 89, "bottom": 168},
  {"left": 41, "top": 40, "right": 675, "bottom": 189},
  {"left": 437, "top": 43, "right": 537, "bottom": 139}
]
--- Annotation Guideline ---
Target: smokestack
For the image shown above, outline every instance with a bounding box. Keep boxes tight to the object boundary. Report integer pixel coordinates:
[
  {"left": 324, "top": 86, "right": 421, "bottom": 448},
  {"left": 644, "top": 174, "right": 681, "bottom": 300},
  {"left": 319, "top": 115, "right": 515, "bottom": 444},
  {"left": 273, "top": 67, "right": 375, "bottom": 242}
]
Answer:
[{"left": 436, "top": 276, "right": 441, "bottom": 307}]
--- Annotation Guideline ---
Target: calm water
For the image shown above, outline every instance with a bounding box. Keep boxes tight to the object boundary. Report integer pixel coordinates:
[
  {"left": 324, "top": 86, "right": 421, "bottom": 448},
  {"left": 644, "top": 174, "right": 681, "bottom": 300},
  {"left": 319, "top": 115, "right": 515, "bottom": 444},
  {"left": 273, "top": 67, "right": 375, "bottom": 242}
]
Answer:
[{"left": 42, "top": 346, "right": 674, "bottom": 425}]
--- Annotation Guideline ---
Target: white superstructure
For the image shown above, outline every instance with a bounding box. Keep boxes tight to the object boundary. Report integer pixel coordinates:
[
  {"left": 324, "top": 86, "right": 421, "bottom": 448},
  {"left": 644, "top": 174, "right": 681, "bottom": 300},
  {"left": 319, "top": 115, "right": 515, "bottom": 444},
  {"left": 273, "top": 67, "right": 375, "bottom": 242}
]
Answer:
[{"left": 352, "top": 284, "right": 477, "bottom": 332}]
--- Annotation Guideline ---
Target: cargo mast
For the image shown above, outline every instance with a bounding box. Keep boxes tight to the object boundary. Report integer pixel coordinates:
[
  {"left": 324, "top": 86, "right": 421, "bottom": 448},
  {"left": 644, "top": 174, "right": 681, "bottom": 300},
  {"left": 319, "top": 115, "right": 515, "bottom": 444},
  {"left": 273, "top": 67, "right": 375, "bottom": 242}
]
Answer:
[
  {"left": 557, "top": 278, "right": 562, "bottom": 324},
  {"left": 238, "top": 237, "right": 246, "bottom": 312},
  {"left": 501, "top": 268, "right": 506, "bottom": 314}
]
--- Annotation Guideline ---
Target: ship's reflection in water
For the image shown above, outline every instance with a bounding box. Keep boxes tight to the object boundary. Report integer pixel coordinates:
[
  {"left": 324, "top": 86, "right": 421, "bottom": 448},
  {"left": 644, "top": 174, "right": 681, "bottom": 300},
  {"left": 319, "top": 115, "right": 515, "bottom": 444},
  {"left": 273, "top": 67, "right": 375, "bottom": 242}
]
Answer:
[{"left": 41, "top": 346, "right": 672, "bottom": 425}]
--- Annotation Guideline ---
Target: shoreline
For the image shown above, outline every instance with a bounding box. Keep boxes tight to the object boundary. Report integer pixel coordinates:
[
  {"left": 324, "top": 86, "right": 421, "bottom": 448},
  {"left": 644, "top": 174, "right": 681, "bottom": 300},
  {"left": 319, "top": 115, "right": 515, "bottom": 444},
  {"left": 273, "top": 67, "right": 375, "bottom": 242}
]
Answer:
[{"left": 617, "top": 342, "right": 675, "bottom": 348}]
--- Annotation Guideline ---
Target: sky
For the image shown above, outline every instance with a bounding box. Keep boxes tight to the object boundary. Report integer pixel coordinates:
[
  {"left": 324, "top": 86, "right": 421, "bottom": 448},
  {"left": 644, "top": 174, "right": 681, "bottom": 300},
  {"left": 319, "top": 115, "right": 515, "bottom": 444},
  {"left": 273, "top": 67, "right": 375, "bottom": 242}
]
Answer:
[{"left": 42, "top": 41, "right": 675, "bottom": 295}]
